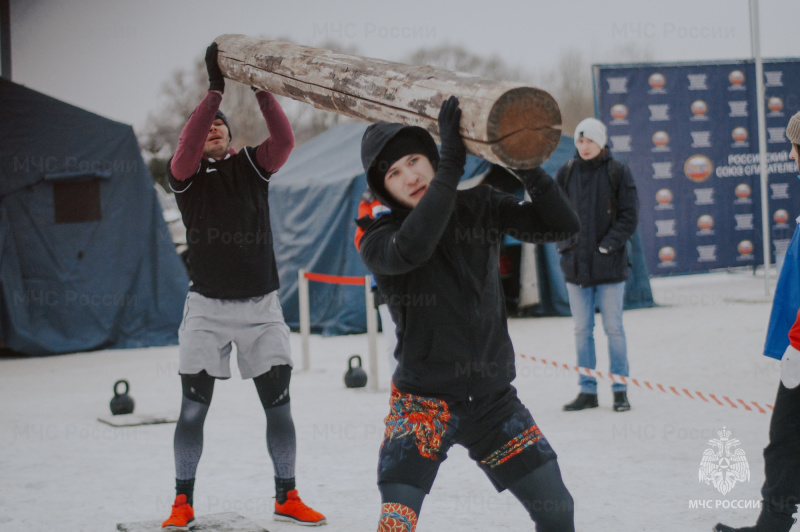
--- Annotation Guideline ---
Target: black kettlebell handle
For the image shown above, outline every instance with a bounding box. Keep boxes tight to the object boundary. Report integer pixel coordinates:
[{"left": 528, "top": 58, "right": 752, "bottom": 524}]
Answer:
[
  {"left": 348, "top": 355, "right": 362, "bottom": 369},
  {"left": 114, "top": 379, "right": 130, "bottom": 396}
]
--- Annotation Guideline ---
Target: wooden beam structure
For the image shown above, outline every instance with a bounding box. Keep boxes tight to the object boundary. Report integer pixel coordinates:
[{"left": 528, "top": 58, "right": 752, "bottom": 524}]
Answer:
[{"left": 214, "top": 34, "right": 561, "bottom": 169}]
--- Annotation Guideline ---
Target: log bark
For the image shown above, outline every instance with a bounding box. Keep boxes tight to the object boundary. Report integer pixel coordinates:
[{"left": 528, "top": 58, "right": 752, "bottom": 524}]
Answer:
[{"left": 214, "top": 34, "right": 561, "bottom": 169}]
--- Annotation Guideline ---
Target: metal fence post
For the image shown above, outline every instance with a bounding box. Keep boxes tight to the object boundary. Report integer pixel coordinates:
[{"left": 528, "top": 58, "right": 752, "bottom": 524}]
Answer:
[
  {"left": 365, "top": 275, "right": 379, "bottom": 391},
  {"left": 298, "top": 269, "right": 310, "bottom": 370}
]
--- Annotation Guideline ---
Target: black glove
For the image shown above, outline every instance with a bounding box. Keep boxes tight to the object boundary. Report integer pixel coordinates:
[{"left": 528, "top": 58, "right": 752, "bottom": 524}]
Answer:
[
  {"left": 205, "top": 42, "right": 225, "bottom": 93},
  {"left": 437, "top": 96, "right": 466, "bottom": 168},
  {"left": 509, "top": 167, "right": 554, "bottom": 196}
]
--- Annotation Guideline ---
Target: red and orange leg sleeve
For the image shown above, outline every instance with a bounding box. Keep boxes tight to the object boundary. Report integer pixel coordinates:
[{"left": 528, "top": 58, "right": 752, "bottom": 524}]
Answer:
[{"left": 378, "top": 502, "right": 418, "bottom": 532}]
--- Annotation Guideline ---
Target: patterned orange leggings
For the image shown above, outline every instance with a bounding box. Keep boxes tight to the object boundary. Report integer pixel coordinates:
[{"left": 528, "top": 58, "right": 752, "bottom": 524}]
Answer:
[{"left": 378, "top": 502, "right": 418, "bottom": 532}]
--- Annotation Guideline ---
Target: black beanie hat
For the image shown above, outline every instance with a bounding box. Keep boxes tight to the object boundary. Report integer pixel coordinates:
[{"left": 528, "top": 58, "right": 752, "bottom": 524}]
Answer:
[
  {"left": 215, "top": 110, "right": 232, "bottom": 140},
  {"left": 372, "top": 130, "right": 438, "bottom": 210},
  {"left": 374, "top": 131, "right": 432, "bottom": 177}
]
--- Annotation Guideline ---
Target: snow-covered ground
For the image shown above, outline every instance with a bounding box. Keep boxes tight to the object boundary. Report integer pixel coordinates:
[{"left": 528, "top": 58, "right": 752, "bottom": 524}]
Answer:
[{"left": 1, "top": 270, "right": 795, "bottom": 532}]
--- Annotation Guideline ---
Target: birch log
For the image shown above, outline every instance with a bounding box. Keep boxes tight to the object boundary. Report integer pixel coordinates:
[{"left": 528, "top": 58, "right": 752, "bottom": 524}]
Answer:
[{"left": 214, "top": 34, "right": 561, "bottom": 169}]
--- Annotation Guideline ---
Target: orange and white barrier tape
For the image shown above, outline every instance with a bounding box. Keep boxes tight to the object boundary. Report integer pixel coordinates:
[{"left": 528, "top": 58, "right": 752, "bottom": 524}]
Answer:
[{"left": 516, "top": 353, "right": 773, "bottom": 414}]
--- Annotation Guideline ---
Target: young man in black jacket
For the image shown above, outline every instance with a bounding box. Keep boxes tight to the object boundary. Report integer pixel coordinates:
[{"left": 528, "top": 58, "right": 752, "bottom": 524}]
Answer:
[{"left": 359, "top": 97, "right": 580, "bottom": 531}]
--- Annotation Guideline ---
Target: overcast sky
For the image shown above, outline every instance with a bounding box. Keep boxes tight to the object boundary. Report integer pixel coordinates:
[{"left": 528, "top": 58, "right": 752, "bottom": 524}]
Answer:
[{"left": 9, "top": 0, "right": 800, "bottom": 133}]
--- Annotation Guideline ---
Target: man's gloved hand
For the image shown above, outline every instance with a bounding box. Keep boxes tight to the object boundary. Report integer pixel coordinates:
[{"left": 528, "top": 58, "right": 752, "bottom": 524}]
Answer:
[
  {"left": 438, "top": 96, "right": 466, "bottom": 168},
  {"left": 509, "top": 167, "right": 554, "bottom": 196},
  {"left": 205, "top": 42, "right": 225, "bottom": 93}
]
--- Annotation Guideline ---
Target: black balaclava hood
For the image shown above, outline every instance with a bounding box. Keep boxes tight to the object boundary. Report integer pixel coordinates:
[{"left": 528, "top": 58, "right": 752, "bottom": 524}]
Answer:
[{"left": 361, "top": 123, "right": 439, "bottom": 211}]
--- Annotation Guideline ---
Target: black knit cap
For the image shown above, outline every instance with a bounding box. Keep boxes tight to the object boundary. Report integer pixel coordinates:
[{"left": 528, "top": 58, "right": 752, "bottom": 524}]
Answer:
[
  {"left": 363, "top": 125, "right": 439, "bottom": 210},
  {"left": 374, "top": 130, "right": 433, "bottom": 177},
  {"left": 214, "top": 110, "right": 232, "bottom": 140}
]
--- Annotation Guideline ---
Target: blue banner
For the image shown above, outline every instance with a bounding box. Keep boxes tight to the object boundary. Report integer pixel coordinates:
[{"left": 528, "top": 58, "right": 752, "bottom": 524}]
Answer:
[{"left": 594, "top": 59, "right": 800, "bottom": 275}]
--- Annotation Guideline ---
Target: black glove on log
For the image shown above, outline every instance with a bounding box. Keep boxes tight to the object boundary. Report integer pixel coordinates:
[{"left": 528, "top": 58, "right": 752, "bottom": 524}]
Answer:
[
  {"left": 509, "top": 167, "right": 554, "bottom": 197},
  {"left": 205, "top": 42, "right": 225, "bottom": 93},
  {"left": 437, "top": 96, "right": 466, "bottom": 170}
]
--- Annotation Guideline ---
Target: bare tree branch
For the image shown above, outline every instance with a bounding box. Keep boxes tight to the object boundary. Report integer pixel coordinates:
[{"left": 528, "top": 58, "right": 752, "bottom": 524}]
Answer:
[{"left": 406, "top": 43, "right": 529, "bottom": 82}]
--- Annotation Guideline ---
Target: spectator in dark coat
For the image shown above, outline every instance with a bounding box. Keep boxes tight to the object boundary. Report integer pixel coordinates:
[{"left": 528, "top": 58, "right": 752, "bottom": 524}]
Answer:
[{"left": 556, "top": 117, "right": 639, "bottom": 413}]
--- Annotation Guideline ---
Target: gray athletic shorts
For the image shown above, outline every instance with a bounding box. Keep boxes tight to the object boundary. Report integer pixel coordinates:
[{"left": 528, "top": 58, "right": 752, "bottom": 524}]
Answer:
[{"left": 178, "top": 290, "right": 293, "bottom": 379}]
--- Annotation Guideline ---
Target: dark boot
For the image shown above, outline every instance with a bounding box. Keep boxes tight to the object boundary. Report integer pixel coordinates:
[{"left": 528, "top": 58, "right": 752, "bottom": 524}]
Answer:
[
  {"left": 713, "top": 523, "right": 757, "bottom": 532},
  {"left": 563, "top": 393, "right": 598, "bottom": 411},
  {"left": 714, "top": 506, "right": 797, "bottom": 532},
  {"left": 613, "top": 391, "right": 630, "bottom": 412}
]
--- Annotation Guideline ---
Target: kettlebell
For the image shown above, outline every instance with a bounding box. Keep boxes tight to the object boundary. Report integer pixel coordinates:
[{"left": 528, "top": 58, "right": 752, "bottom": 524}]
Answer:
[
  {"left": 344, "top": 355, "right": 368, "bottom": 388},
  {"left": 110, "top": 379, "right": 135, "bottom": 415}
]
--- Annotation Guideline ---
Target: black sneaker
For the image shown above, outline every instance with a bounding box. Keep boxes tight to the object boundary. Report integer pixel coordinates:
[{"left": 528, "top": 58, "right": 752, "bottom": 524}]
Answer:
[
  {"left": 713, "top": 525, "right": 756, "bottom": 532},
  {"left": 563, "top": 393, "right": 598, "bottom": 411},
  {"left": 714, "top": 507, "right": 797, "bottom": 532},
  {"left": 613, "top": 391, "right": 630, "bottom": 412}
]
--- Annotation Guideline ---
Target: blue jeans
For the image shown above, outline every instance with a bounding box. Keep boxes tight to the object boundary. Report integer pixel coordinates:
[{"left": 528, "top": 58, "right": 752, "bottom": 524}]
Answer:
[{"left": 566, "top": 282, "right": 628, "bottom": 393}]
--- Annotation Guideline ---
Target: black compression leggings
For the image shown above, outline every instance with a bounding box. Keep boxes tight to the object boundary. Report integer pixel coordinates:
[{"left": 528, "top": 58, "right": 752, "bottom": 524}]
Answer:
[
  {"left": 507, "top": 460, "right": 575, "bottom": 531},
  {"left": 254, "top": 365, "right": 296, "bottom": 479},
  {"left": 174, "top": 366, "right": 297, "bottom": 481},
  {"left": 378, "top": 460, "right": 574, "bottom": 531},
  {"left": 174, "top": 371, "right": 214, "bottom": 480}
]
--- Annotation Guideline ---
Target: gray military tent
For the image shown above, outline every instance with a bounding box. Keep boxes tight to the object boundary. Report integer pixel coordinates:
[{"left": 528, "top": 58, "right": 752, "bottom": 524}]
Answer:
[
  {"left": 0, "top": 79, "right": 189, "bottom": 356},
  {"left": 270, "top": 122, "right": 654, "bottom": 335}
]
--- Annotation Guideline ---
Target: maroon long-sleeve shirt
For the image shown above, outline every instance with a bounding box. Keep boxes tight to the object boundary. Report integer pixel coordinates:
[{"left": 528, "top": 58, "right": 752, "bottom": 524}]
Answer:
[
  {"left": 170, "top": 90, "right": 294, "bottom": 180},
  {"left": 167, "top": 91, "right": 295, "bottom": 299}
]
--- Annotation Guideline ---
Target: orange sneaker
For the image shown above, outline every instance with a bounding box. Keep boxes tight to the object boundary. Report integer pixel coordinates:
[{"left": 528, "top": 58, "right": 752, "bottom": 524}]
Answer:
[
  {"left": 162, "top": 494, "right": 195, "bottom": 531},
  {"left": 274, "top": 489, "right": 327, "bottom": 526}
]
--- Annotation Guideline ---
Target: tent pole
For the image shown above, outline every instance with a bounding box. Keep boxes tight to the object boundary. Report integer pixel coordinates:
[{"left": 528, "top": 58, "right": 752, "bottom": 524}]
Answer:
[
  {"left": 298, "top": 269, "right": 311, "bottom": 370},
  {"left": 750, "top": 0, "right": 771, "bottom": 296},
  {"left": 365, "top": 275, "right": 379, "bottom": 392},
  {"left": 0, "top": 0, "right": 10, "bottom": 80}
]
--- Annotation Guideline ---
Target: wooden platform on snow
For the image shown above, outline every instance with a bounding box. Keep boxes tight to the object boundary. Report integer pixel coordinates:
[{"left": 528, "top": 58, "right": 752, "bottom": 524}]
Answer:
[
  {"left": 97, "top": 412, "right": 178, "bottom": 427},
  {"left": 117, "top": 512, "right": 269, "bottom": 531}
]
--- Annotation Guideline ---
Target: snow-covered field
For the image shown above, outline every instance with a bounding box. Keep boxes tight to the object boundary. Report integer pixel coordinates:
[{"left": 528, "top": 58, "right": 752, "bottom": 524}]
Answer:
[{"left": 1, "top": 270, "right": 795, "bottom": 532}]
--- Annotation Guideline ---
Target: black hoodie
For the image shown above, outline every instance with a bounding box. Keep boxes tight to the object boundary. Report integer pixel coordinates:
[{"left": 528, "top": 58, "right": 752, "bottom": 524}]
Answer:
[{"left": 359, "top": 123, "right": 580, "bottom": 401}]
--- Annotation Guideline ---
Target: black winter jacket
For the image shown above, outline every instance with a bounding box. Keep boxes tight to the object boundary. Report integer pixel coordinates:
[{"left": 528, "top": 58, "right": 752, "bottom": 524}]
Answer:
[
  {"left": 555, "top": 149, "right": 639, "bottom": 287},
  {"left": 359, "top": 123, "right": 580, "bottom": 401}
]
